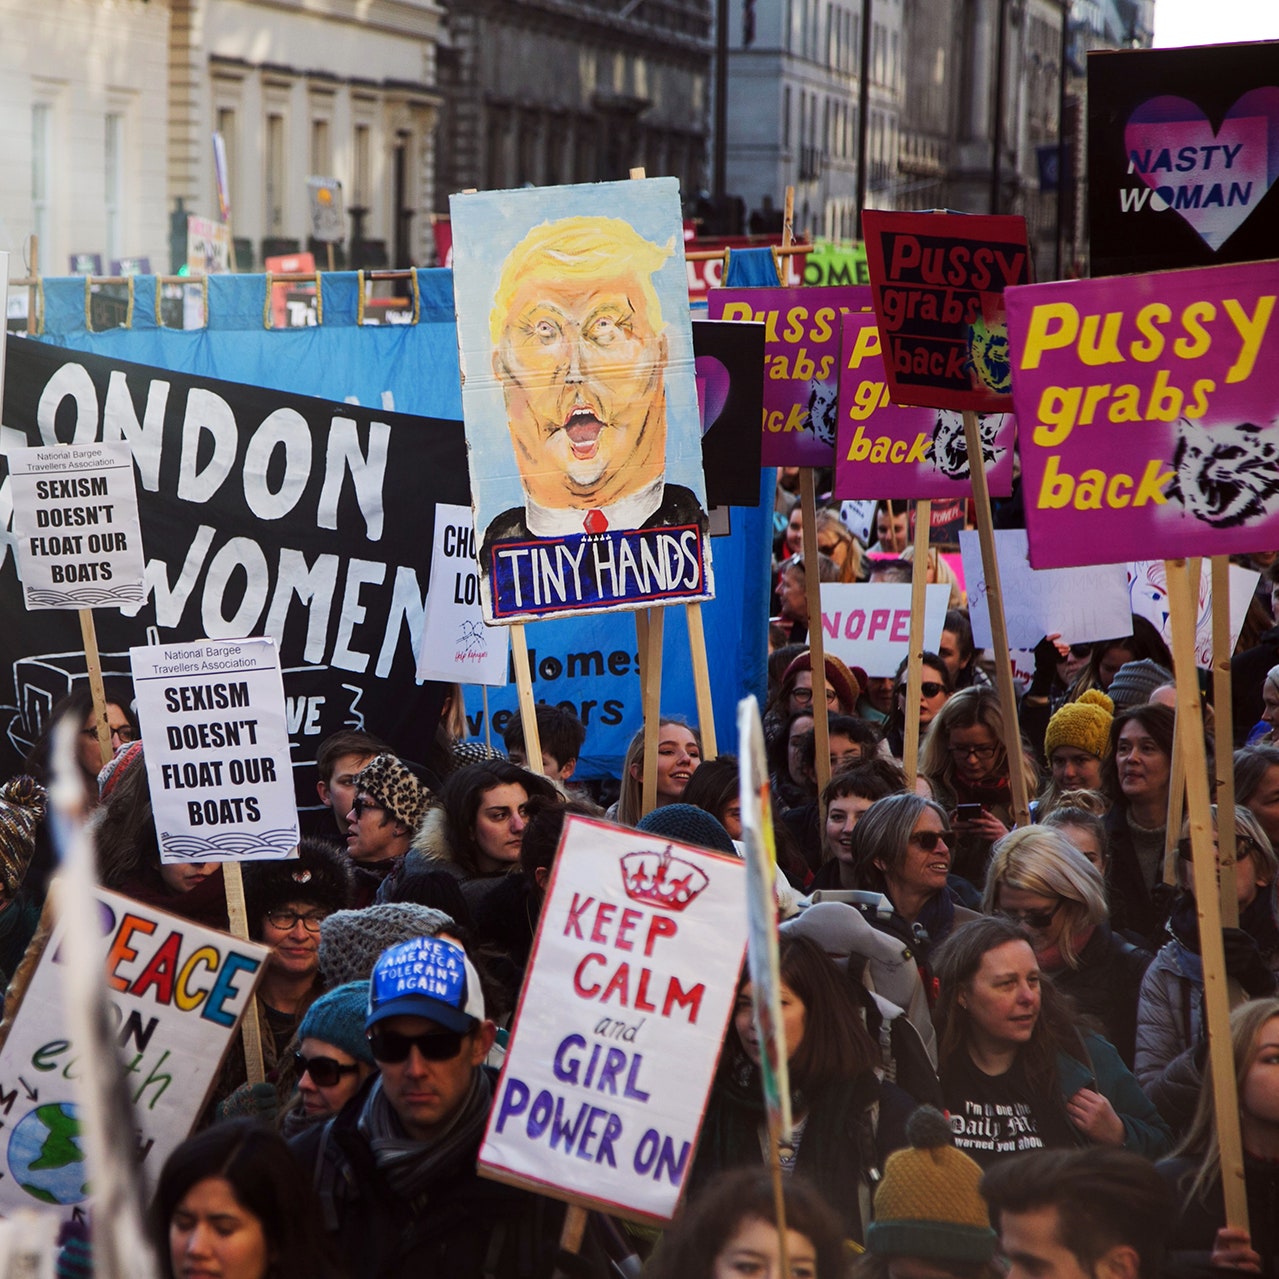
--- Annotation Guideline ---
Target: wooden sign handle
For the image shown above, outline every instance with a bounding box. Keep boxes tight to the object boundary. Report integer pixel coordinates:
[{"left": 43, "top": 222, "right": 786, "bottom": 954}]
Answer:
[
  {"left": 1165, "top": 558, "right": 1249, "bottom": 1234},
  {"left": 510, "top": 623, "right": 545, "bottom": 776},
  {"left": 78, "top": 608, "right": 114, "bottom": 771},
  {"left": 222, "top": 861, "right": 266, "bottom": 1086},
  {"left": 961, "top": 411, "right": 1030, "bottom": 826},
  {"left": 1210, "top": 555, "right": 1239, "bottom": 928},
  {"left": 686, "top": 603, "right": 717, "bottom": 760},
  {"left": 637, "top": 607, "right": 665, "bottom": 816},
  {"left": 902, "top": 500, "right": 932, "bottom": 788},
  {"left": 799, "top": 469, "right": 831, "bottom": 794}
]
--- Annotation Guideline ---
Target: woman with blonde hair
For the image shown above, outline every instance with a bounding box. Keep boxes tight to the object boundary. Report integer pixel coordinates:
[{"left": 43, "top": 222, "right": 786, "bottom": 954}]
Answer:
[
  {"left": 921, "top": 687, "right": 1040, "bottom": 888},
  {"left": 1135, "top": 804, "right": 1279, "bottom": 1123},
  {"left": 815, "top": 507, "right": 863, "bottom": 583},
  {"left": 613, "top": 718, "right": 701, "bottom": 827},
  {"left": 983, "top": 824, "right": 1151, "bottom": 1066},
  {"left": 1157, "top": 996, "right": 1279, "bottom": 1276}
]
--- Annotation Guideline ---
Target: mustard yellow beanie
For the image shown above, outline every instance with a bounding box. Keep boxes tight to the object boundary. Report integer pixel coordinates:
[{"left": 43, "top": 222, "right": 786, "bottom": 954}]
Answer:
[
  {"left": 1044, "top": 688, "right": 1114, "bottom": 762},
  {"left": 867, "top": 1106, "right": 996, "bottom": 1262}
]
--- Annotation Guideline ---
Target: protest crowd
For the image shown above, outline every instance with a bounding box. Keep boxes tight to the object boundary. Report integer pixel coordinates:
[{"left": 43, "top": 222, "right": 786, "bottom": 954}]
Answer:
[{"left": 0, "top": 470, "right": 1277, "bottom": 1279}]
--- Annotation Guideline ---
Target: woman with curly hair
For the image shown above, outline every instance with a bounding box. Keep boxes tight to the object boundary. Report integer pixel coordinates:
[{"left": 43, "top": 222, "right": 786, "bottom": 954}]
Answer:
[{"left": 921, "top": 687, "right": 1040, "bottom": 888}]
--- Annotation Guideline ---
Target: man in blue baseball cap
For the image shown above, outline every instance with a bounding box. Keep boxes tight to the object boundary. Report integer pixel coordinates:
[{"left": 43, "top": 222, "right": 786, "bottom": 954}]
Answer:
[{"left": 292, "top": 934, "right": 603, "bottom": 1277}]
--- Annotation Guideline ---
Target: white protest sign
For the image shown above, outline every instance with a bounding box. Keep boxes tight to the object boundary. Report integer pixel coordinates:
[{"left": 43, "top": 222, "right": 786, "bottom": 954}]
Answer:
[
  {"left": 130, "top": 637, "right": 299, "bottom": 862},
  {"left": 8, "top": 442, "right": 146, "bottom": 610},
  {"left": 306, "top": 177, "right": 345, "bottom": 243},
  {"left": 417, "top": 504, "right": 510, "bottom": 686},
  {"left": 0, "top": 887, "right": 267, "bottom": 1220},
  {"left": 839, "top": 499, "right": 876, "bottom": 547},
  {"left": 479, "top": 814, "right": 746, "bottom": 1223},
  {"left": 819, "top": 582, "right": 950, "bottom": 677},
  {"left": 1128, "top": 559, "right": 1258, "bottom": 670},
  {"left": 959, "top": 529, "right": 1132, "bottom": 651}
]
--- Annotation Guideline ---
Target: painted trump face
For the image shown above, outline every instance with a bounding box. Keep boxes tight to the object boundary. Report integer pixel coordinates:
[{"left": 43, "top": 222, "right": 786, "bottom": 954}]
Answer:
[{"left": 491, "top": 218, "right": 672, "bottom": 512}]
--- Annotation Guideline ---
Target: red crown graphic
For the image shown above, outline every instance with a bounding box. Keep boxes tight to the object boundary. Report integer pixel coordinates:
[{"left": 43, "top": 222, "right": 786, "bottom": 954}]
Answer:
[{"left": 620, "top": 846, "right": 709, "bottom": 912}]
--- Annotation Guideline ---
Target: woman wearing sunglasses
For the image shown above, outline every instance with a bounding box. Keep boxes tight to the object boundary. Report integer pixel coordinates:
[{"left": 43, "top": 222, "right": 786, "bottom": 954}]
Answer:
[
  {"left": 1135, "top": 804, "right": 1279, "bottom": 1131},
  {"left": 921, "top": 687, "right": 1041, "bottom": 889},
  {"left": 882, "top": 652, "right": 952, "bottom": 761},
  {"left": 279, "top": 981, "right": 378, "bottom": 1134},
  {"left": 209, "top": 837, "right": 353, "bottom": 1121},
  {"left": 982, "top": 825, "right": 1151, "bottom": 1068},
  {"left": 932, "top": 915, "right": 1171, "bottom": 1169}
]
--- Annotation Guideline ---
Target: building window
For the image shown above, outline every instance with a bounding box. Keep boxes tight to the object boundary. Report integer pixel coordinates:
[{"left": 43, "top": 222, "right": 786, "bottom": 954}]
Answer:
[
  {"left": 266, "top": 113, "right": 285, "bottom": 233},
  {"left": 105, "top": 112, "right": 123, "bottom": 263},
  {"left": 783, "top": 86, "right": 791, "bottom": 148},
  {"left": 215, "top": 106, "right": 237, "bottom": 218},
  {"left": 32, "top": 103, "right": 51, "bottom": 257},
  {"left": 310, "top": 117, "right": 331, "bottom": 175},
  {"left": 353, "top": 123, "right": 371, "bottom": 206}
]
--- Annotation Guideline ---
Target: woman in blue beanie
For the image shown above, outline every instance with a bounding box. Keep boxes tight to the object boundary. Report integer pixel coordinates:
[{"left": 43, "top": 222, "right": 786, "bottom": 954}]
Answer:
[{"left": 280, "top": 981, "right": 377, "bottom": 1136}]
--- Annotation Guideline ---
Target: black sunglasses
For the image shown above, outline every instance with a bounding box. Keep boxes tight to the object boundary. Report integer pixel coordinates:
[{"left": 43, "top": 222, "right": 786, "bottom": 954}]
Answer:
[
  {"left": 366, "top": 1024, "right": 466, "bottom": 1063},
  {"left": 999, "top": 901, "right": 1063, "bottom": 930},
  {"left": 292, "top": 1051, "right": 361, "bottom": 1088},
  {"left": 909, "top": 829, "right": 952, "bottom": 852},
  {"left": 352, "top": 796, "right": 384, "bottom": 819},
  {"left": 897, "top": 681, "right": 946, "bottom": 698},
  {"left": 1069, "top": 644, "right": 1092, "bottom": 658},
  {"left": 1177, "top": 836, "right": 1259, "bottom": 863}
]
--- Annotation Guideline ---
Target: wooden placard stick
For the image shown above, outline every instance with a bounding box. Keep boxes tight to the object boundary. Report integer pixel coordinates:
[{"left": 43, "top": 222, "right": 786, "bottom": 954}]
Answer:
[
  {"left": 1165, "top": 559, "right": 1196, "bottom": 885},
  {"left": 222, "top": 861, "right": 266, "bottom": 1085},
  {"left": 961, "top": 411, "right": 1029, "bottom": 825},
  {"left": 640, "top": 607, "right": 666, "bottom": 816},
  {"left": 510, "top": 623, "right": 546, "bottom": 776},
  {"left": 1165, "top": 558, "right": 1249, "bottom": 1233},
  {"left": 551, "top": 1204, "right": 591, "bottom": 1278},
  {"left": 799, "top": 468, "right": 831, "bottom": 794},
  {"left": 77, "top": 606, "right": 114, "bottom": 773},
  {"left": 902, "top": 500, "right": 932, "bottom": 788},
  {"left": 686, "top": 602, "right": 718, "bottom": 760},
  {"left": 1211, "top": 555, "right": 1239, "bottom": 927},
  {"left": 765, "top": 1108, "right": 793, "bottom": 1279}
]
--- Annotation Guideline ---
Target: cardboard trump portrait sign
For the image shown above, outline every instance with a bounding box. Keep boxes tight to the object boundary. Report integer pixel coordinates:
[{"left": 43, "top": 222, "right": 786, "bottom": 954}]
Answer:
[{"left": 450, "top": 179, "right": 713, "bottom": 624}]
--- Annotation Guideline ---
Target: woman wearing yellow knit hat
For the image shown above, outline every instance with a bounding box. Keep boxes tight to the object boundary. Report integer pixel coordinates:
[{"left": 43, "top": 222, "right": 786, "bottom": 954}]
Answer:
[
  {"left": 856, "top": 1105, "right": 999, "bottom": 1279},
  {"left": 1036, "top": 689, "right": 1114, "bottom": 819}
]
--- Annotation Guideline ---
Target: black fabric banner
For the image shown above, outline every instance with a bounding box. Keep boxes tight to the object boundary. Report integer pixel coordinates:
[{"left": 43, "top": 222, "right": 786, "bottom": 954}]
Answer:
[{"left": 0, "top": 336, "right": 470, "bottom": 810}]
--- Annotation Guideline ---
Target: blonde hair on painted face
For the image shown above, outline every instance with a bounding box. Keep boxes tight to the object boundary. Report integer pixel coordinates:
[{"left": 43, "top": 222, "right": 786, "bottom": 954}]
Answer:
[{"left": 489, "top": 216, "right": 673, "bottom": 349}]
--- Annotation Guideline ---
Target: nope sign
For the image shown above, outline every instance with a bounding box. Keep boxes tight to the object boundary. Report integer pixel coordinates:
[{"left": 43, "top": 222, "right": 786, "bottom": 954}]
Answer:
[{"left": 819, "top": 582, "right": 951, "bottom": 678}]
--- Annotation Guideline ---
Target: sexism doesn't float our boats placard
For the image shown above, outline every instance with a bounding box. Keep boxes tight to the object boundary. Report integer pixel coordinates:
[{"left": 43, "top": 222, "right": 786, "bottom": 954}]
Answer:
[
  {"left": 479, "top": 815, "right": 745, "bottom": 1223},
  {"left": 130, "top": 636, "right": 299, "bottom": 862}
]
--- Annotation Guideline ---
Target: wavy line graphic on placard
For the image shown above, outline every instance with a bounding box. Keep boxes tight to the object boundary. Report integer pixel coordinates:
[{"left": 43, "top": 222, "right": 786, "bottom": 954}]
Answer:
[
  {"left": 25, "top": 586, "right": 146, "bottom": 608},
  {"left": 159, "top": 828, "right": 300, "bottom": 860}
]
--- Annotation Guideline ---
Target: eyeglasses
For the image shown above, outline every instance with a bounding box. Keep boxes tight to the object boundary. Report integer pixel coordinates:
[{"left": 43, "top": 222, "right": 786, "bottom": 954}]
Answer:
[
  {"left": 1177, "top": 837, "right": 1259, "bottom": 863},
  {"left": 1069, "top": 644, "right": 1092, "bottom": 658},
  {"left": 898, "top": 682, "right": 946, "bottom": 699},
  {"left": 82, "top": 725, "right": 135, "bottom": 742},
  {"left": 909, "top": 829, "right": 952, "bottom": 853},
  {"left": 352, "top": 796, "right": 384, "bottom": 819},
  {"left": 792, "top": 686, "right": 838, "bottom": 706},
  {"left": 948, "top": 743, "right": 1000, "bottom": 762},
  {"left": 998, "top": 900, "right": 1063, "bottom": 930},
  {"left": 292, "top": 1051, "right": 360, "bottom": 1088},
  {"left": 265, "top": 909, "right": 328, "bottom": 933},
  {"left": 366, "top": 1024, "right": 468, "bottom": 1063}
]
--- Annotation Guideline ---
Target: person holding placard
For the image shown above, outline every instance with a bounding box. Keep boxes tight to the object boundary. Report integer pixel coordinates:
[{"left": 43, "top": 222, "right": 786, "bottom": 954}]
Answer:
[
  {"left": 1157, "top": 998, "right": 1279, "bottom": 1278},
  {"left": 884, "top": 654, "right": 953, "bottom": 763},
  {"left": 691, "top": 935, "right": 913, "bottom": 1245},
  {"left": 983, "top": 826, "right": 1150, "bottom": 1068},
  {"left": 921, "top": 688, "right": 1040, "bottom": 889},
  {"left": 94, "top": 745, "right": 228, "bottom": 931}
]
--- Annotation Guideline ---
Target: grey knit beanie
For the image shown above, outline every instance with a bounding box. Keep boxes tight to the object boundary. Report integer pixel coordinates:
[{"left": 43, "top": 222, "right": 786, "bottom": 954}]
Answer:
[
  {"left": 1106, "top": 658, "right": 1173, "bottom": 711},
  {"left": 317, "top": 902, "right": 454, "bottom": 989}
]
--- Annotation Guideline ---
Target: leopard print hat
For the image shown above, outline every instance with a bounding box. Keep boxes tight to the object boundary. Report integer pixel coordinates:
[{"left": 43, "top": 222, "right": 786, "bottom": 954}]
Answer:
[{"left": 355, "top": 753, "right": 431, "bottom": 830}]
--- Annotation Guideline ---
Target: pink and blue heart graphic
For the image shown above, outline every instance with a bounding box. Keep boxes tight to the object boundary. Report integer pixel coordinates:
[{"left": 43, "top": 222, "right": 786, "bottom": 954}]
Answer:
[
  {"left": 1124, "top": 88, "right": 1279, "bottom": 251},
  {"left": 695, "top": 356, "right": 731, "bottom": 436}
]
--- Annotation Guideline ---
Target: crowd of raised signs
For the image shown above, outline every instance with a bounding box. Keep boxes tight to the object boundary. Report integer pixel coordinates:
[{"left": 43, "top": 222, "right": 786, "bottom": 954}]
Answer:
[{"left": 4, "top": 473, "right": 1279, "bottom": 1279}]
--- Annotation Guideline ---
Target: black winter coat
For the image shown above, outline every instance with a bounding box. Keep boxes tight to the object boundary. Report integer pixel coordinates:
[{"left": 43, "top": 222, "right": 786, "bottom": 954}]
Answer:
[{"left": 1159, "top": 1154, "right": 1279, "bottom": 1279}]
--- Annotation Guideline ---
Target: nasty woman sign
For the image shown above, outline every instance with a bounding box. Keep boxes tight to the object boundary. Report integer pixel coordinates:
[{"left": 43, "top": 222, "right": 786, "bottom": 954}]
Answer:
[
  {"left": 1088, "top": 42, "right": 1279, "bottom": 277},
  {"left": 450, "top": 179, "right": 712, "bottom": 623},
  {"left": 1005, "top": 258, "right": 1279, "bottom": 568},
  {"left": 479, "top": 814, "right": 745, "bottom": 1222}
]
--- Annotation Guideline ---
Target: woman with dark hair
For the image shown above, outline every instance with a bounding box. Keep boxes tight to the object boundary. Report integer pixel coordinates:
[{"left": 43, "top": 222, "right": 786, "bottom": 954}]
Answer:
[
  {"left": 411, "top": 759, "right": 560, "bottom": 907},
  {"left": 921, "top": 686, "right": 1041, "bottom": 888},
  {"left": 782, "top": 718, "right": 882, "bottom": 867},
  {"left": 1100, "top": 703, "right": 1176, "bottom": 944},
  {"left": 1066, "top": 616, "right": 1173, "bottom": 701},
  {"left": 94, "top": 743, "right": 228, "bottom": 930},
  {"left": 883, "top": 652, "right": 952, "bottom": 761},
  {"left": 940, "top": 609, "right": 991, "bottom": 692},
  {"left": 683, "top": 755, "right": 743, "bottom": 840},
  {"left": 769, "top": 710, "right": 816, "bottom": 811},
  {"left": 646, "top": 1165, "right": 849, "bottom": 1278},
  {"left": 1236, "top": 743, "right": 1279, "bottom": 846},
  {"left": 153, "top": 1119, "right": 343, "bottom": 1279},
  {"left": 931, "top": 916, "right": 1170, "bottom": 1169},
  {"left": 808, "top": 761, "right": 905, "bottom": 891},
  {"left": 23, "top": 680, "right": 139, "bottom": 789},
  {"left": 690, "top": 935, "right": 912, "bottom": 1244},
  {"left": 983, "top": 825, "right": 1150, "bottom": 1067}
]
